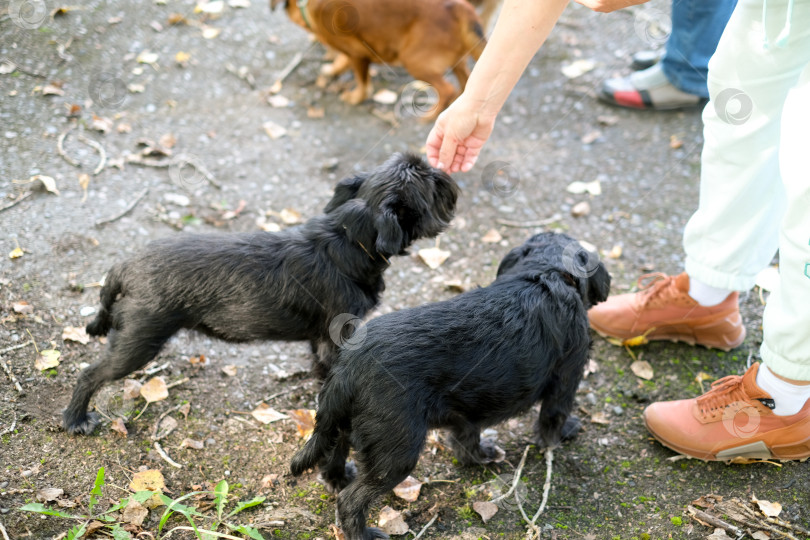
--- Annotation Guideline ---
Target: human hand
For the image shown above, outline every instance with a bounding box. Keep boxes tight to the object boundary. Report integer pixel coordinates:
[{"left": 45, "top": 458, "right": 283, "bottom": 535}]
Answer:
[
  {"left": 573, "top": 0, "right": 649, "bottom": 13},
  {"left": 425, "top": 100, "right": 497, "bottom": 173}
]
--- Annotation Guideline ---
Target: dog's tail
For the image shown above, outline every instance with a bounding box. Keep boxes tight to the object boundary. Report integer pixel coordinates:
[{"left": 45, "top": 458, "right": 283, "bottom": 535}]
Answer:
[
  {"left": 459, "top": 4, "right": 487, "bottom": 61},
  {"left": 86, "top": 264, "right": 124, "bottom": 337},
  {"left": 290, "top": 375, "right": 353, "bottom": 476}
]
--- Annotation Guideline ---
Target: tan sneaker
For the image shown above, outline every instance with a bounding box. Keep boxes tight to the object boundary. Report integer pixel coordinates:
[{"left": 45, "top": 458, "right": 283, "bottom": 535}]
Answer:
[
  {"left": 588, "top": 272, "right": 745, "bottom": 351},
  {"left": 644, "top": 363, "right": 810, "bottom": 460}
]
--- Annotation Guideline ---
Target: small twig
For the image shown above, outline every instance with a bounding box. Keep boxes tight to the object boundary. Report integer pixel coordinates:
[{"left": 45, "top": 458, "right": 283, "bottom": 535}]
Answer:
[
  {"left": 0, "top": 520, "right": 10, "bottom": 540},
  {"left": 525, "top": 448, "right": 554, "bottom": 539},
  {"left": 95, "top": 188, "right": 148, "bottom": 227},
  {"left": 125, "top": 154, "right": 171, "bottom": 168},
  {"left": 491, "top": 444, "right": 531, "bottom": 504},
  {"left": 766, "top": 517, "right": 810, "bottom": 536},
  {"left": 152, "top": 402, "right": 187, "bottom": 441},
  {"left": 77, "top": 134, "right": 107, "bottom": 175},
  {"left": 261, "top": 387, "right": 296, "bottom": 403},
  {"left": 0, "top": 192, "right": 33, "bottom": 213},
  {"left": 132, "top": 402, "right": 150, "bottom": 422},
  {"left": 1, "top": 412, "right": 17, "bottom": 437},
  {"left": 163, "top": 526, "right": 240, "bottom": 539},
  {"left": 0, "top": 60, "right": 47, "bottom": 78},
  {"left": 743, "top": 520, "right": 799, "bottom": 540},
  {"left": 154, "top": 441, "right": 182, "bottom": 468},
  {"left": 0, "top": 358, "right": 24, "bottom": 394},
  {"left": 269, "top": 51, "right": 304, "bottom": 93},
  {"left": 412, "top": 512, "right": 438, "bottom": 540},
  {"left": 166, "top": 377, "right": 189, "bottom": 390},
  {"left": 143, "top": 361, "right": 171, "bottom": 376},
  {"left": 57, "top": 125, "right": 80, "bottom": 167},
  {"left": 687, "top": 505, "right": 743, "bottom": 536},
  {"left": 496, "top": 214, "right": 562, "bottom": 228},
  {"left": 0, "top": 342, "right": 33, "bottom": 356}
]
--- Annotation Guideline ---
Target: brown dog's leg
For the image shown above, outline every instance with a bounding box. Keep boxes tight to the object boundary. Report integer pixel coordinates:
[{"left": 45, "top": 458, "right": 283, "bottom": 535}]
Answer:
[
  {"left": 403, "top": 69, "right": 457, "bottom": 121},
  {"left": 340, "top": 56, "right": 372, "bottom": 105},
  {"left": 321, "top": 52, "right": 351, "bottom": 78}
]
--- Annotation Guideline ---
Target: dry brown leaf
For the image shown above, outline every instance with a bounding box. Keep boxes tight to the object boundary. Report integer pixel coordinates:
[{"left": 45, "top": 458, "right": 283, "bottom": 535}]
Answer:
[
  {"left": 111, "top": 417, "right": 128, "bottom": 436},
  {"left": 129, "top": 469, "right": 165, "bottom": 508},
  {"left": 180, "top": 438, "right": 204, "bottom": 450},
  {"left": 35, "top": 350, "right": 61, "bottom": 371},
  {"left": 41, "top": 83, "right": 65, "bottom": 96},
  {"left": 188, "top": 354, "right": 206, "bottom": 366},
  {"left": 372, "top": 89, "right": 398, "bottom": 105},
  {"left": 221, "top": 365, "right": 238, "bottom": 377},
  {"left": 251, "top": 403, "right": 288, "bottom": 424},
  {"left": 155, "top": 416, "right": 178, "bottom": 440},
  {"left": 90, "top": 115, "right": 113, "bottom": 133},
  {"left": 267, "top": 95, "right": 290, "bottom": 108},
  {"left": 590, "top": 411, "right": 610, "bottom": 425},
  {"left": 418, "top": 246, "right": 450, "bottom": 269},
  {"left": 561, "top": 59, "right": 595, "bottom": 79},
  {"left": 670, "top": 134, "right": 683, "bottom": 149},
  {"left": 571, "top": 201, "right": 591, "bottom": 217},
  {"left": 123, "top": 379, "right": 142, "bottom": 400},
  {"left": 36, "top": 488, "right": 64, "bottom": 502},
  {"left": 377, "top": 506, "right": 409, "bottom": 535},
  {"left": 287, "top": 409, "right": 316, "bottom": 440},
  {"left": 122, "top": 498, "right": 149, "bottom": 526},
  {"left": 62, "top": 325, "right": 90, "bottom": 344},
  {"left": 473, "top": 500, "right": 498, "bottom": 523},
  {"left": 707, "top": 529, "right": 733, "bottom": 540},
  {"left": 136, "top": 50, "right": 159, "bottom": 66},
  {"left": 12, "top": 301, "right": 33, "bottom": 314},
  {"left": 280, "top": 208, "right": 302, "bottom": 225},
  {"left": 481, "top": 229, "right": 502, "bottom": 243},
  {"left": 750, "top": 532, "right": 769, "bottom": 540},
  {"left": 630, "top": 360, "right": 654, "bottom": 380},
  {"left": 179, "top": 402, "right": 191, "bottom": 419},
  {"left": 392, "top": 476, "right": 422, "bottom": 502},
  {"left": 263, "top": 121, "right": 287, "bottom": 140},
  {"left": 140, "top": 376, "right": 169, "bottom": 403},
  {"left": 174, "top": 51, "right": 191, "bottom": 66},
  {"left": 606, "top": 245, "right": 622, "bottom": 259},
  {"left": 307, "top": 106, "right": 325, "bottom": 118},
  {"left": 753, "top": 496, "right": 782, "bottom": 517},
  {"left": 260, "top": 474, "right": 279, "bottom": 489},
  {"left": 580, "top": 130, "right": 601, "bottom": 145},
  {"left": 565, "top": 179, "right": 601, "bottom": 196}
]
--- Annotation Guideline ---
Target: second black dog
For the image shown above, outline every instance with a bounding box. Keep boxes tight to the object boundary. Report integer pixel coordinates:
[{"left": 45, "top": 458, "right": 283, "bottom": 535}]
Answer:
[
  {"left": 62, "top": 153, "right": 458, "bottom": 435},
  {"left": 290, "top": 232, "right": 610, "bottom": 540}
]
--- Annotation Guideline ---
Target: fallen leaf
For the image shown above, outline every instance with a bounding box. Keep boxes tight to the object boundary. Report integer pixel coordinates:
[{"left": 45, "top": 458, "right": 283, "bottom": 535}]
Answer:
[
  {"left": 392, "top": 476, "right": 422, "bottom": 502},
  {"left": 140, "top": 376, "right": 169, "bottom": 403},
  {"left": 0, "top": 60, "right": 16, "bottom": 75},
  {"left": 221, "top": 365, "right": 238, "bottom": 377},
  {"left": 180, "top": 438, "right": 204, "bottom": 450},
  {"left": 40, "top": 83, "right": 65, "bottom": 96},
  {"left": 372, "top": 89, "right": 398, "bottom": 105},
  {"left": 195, "top": 0, "right": 224, "bottom": 14},
  {"left": 581, "top": 130, "right": 601, "bottom": 144},
  {"left": 329, "top": 524, "right": 346, "bottom": 540},
  {"left": 62, "top": 326, "right": 90, "bottom": 344},
  {"left": 377, "top": 506, "right": 409, "bottom": 535},
  {"left": 473, "top": 500, "right": 498, "bottom": 523},
  {"left": 597, "top": 115, "right": 619, "bottom": 126},
  {"left": 159, "top": 133, "right": 177, "bottom": 149},
  {"left": 129, "top": 469, "right": 165, "bottom": 508},
  {"left": 122, "top": 499, "right": 148, "bottom": 526},
  {"left": 707, "top": 529, "right": 732, "bottom": 540},
  {"left": 179, "top": 402, "right": 191, "bottom": 419},
  {"left": 481, "top": 229, "right": 502, "bottom": 243},
  {"left": 571, "top": 201, "right": 591, "bottom": 217},
  {"left": 670, "top": 134, "right": 683, "bottom": 149},
  {"left": 123, "top": 379, "right": 142, "bottom": 400},
  {"left": 188, "top": 354, "right": 206, "bottom": 366},
  {"left": 307, "top": 106, "right": 325, "bottom": 118},
  {"left": 155, "top": 416, "right": 178, "bottom": 440},
  {"left": 228, "top": 0, "right": 250, "bottom": 7},
  {"left": 128, "top": 83, "right": 146, "bottom": 93},
  {"left": 164, "top": 193, "right": 190, "bottom": 207},
  {"left": 418, "top": 246, "right": 450, "bottom": 269},
  {"left": 443, "top": 279, "right": 466, "bottom": 293},
  {"left": 565, "top": 179, "right": 601, "bottom": 196},
  {"left": 279, "top": 208, "right": 302, "bottom": 224},
  {"left": 167, "top": 13, "right": 188, "bottom": 24},
  {"left": 267, "top": 95, "right": 290, "bottom": 108},
  {"left": 561, "top": 59, "right": 595, "bottom": 79},
  {"left": 750, "top": 532, "right": 769, "bottom": 540},
  {"left": 111, "top": 417, "right": 128, "bottom": 436},
  {"left": 606, "top": 244, "right": 622, "bottom": 259},
  {"left": 174, "top": 51, "right": 191, "bottom": 66},
  {"left": 630, "top": 360, "right": 654, "bottom": 380},
  {"left": 251, "top": 403, "right": 288, "bottom": 424},
  {"left": 287, "top": 409, "right": 316, "bottom": 440},
  {"left": 201, "top": 26, "right": 221, "bottom": 39},
  {"left": 35, "top": 349, "right": 61, "bottom": 371},
  {"left": 753, "top": 496, "right": 782, "bottom": 517},
  {"left": 12, "top": 301, "right": 33, "bottom": 314},
  {"left": 255, "top": 216, "right": 281, "bottom": 232},
  {"left": 90, "top": 114, "right": 113, "bottom": 133},
  {"left": 263, "top": 121, "right": 287, "bottom": 140},
  {"left": 590, "top": 411, "right": 610, "bottom": 425},
  {"left": 9, "top": 247, "right": 24, "bottom": 259},
  {"left": 136, "top": 50, "right": 159, "bottom": 66},
  {"left": 36, "top": 488, "right": 64, "bottom": 502},
  {"left": 583, "top": 358, "right": 598, "bottom": 378},
  {"left": 260, "top": 474, "right": 278, "bottom": 489}
]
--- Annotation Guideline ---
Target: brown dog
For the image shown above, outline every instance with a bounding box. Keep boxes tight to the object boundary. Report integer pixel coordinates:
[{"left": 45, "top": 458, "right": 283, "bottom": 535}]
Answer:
[{"left": 270, "top": 0, "right": 486, "bottom": 118}]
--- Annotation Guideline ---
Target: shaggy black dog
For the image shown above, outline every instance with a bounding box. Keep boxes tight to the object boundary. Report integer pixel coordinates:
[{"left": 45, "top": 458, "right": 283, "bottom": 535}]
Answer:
[
  {"left": 290, "top": 232, "right": 610, "bottom": 540},
  {"left": 62, "top": 153, "right": 458, "bottom": 435}
]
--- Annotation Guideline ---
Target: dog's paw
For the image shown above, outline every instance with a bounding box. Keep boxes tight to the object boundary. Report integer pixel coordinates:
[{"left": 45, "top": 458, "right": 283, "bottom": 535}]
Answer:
[
  {"left": 561, "top": 415, "right": 582, "bottom": 441},
  {"left": 478, "top": 438, "right": 506, "bottom": 464},
  {"left": 62, "top": 411, "right": 101, "bottom": 435},
  {"left": 363, "top": 527, "right": 390, "bottom": 540},
  {"left": 319, "top": 460, "right": 357, "bottom": 494}
]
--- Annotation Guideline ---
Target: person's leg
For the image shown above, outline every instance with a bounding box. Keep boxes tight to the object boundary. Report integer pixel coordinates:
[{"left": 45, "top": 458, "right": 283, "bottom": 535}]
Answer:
[
  {"left": 661, "top": 0, "right": 737, "bottom": 98},
  {"left": 599, "top": 0, "right": 736, "bottom": 110}
]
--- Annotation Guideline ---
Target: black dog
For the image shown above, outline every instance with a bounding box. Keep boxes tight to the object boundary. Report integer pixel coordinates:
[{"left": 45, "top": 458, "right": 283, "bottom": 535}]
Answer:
[
  {"left": 290, "top": 232, "right": 610, "bottom": 540},
  {"left": 62, "top": 153, "right": 458, "bottom": 435}
]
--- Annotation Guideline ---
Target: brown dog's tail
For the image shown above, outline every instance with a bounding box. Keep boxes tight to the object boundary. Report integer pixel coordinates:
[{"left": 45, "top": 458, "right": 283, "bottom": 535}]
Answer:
[
  {"left": 458, "top": 3, "right": 487, "bottom": 60},
  {"left": 290, "top": 375, "right": 353, "bottom": 476},
  {"left": 86, "top": 264, "right": 123, "bottom": 337}
]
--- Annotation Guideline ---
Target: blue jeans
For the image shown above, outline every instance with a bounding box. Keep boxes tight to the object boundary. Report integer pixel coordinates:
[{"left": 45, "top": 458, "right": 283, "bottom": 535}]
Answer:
[{"left": 662, "top": 0, "right": 737, "bottom": 97}]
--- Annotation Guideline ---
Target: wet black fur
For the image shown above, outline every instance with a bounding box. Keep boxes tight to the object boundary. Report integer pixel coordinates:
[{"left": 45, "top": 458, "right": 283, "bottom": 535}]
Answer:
[
  {"left": 62, "top": 153, "right": 458, "bottom": 435},
  {"left": 290, "top": 232, "right": 610, "bottom": 540}
]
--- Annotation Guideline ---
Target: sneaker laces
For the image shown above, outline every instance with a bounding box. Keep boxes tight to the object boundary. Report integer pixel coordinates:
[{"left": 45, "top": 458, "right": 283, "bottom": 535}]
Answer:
[
  {"left": 696, "top": 375, "right": 747, "bottom": 417},
  {"left": 635, "top": 273, "right": 675, "bottom": 307}
]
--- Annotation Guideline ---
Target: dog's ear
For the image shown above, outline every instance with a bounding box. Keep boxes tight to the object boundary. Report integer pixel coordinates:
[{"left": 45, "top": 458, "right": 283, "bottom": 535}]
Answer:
[
  {"left": 561, "top": 262, "right": 611, "bottom": 309},
  {"left": 269, "top": 0, "right": 286, "bottom": 10},
  {"left": 496, "top": 245, "right": 530, "bottom": 277},
  {"left": 325, "top": 174, "right": 367, "bottom": 213},
  {"left": 329, "top": 199, "right": 375, "bottom": 244},
  {"left": 374, "top": 207, "right": 404, "bottom": 256}
]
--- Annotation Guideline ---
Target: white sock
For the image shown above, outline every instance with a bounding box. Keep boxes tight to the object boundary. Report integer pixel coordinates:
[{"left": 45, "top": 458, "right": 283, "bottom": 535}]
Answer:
[
  {"left": 688, "top": 276, "right": 733, "bottom": 307},
  {"left": 756, "top": 364, "right": 810, "bottom": 416}
]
